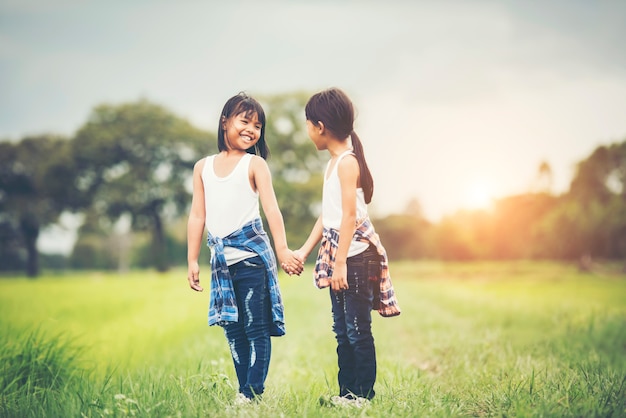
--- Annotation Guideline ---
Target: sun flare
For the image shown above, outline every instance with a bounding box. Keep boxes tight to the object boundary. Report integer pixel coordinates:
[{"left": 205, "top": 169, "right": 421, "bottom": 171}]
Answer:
[{"left": 463, "top": 180, "right": 494, "bottom": 210}]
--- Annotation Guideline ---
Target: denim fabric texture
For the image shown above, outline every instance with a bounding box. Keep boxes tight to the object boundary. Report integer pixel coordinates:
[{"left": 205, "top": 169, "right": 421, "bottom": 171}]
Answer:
[
  {"left": 206, "top": 217, "right": 285, "bottom": 336},
  {"left": 222, "top": 256, "right": 272, "bottom": 399},
  {"left": 330, "top": 246, "right": 379, "bottom": 400}
]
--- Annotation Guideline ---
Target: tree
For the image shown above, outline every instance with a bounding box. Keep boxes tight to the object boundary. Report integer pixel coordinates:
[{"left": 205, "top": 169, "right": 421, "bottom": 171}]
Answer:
[
  {"left": 432, "top": 208, "right": 500, "bottom": 261},
  {"left": 570, "top": 142, "right": 626, "bottom": 204},
  {"left": 71, "top": 100, "right": 213, "bottom": 272},
  {"left": 0, "top": 136, "right": 75, "bottom": 276},
  {"left": 530, "top": 139, "right": 626, "bottom": 260},
  {"left": 530, "top": 160, "right": 554, "bottom": 193},
  {"left": 489, "top": 193, "right": 558, "bottom": 259},
  {"left": 374, "top": 198, "right": 432, "bottom": 259},
  {"left": 566, "top": 139, "right": 626, "bottom": 259}
]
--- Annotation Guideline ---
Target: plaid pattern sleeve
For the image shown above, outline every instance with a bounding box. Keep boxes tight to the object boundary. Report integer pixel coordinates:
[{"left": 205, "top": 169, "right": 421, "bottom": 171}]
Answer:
[
  {"left": 314, "top": 217, "right": 401, "bottom": 318},
  {"left": 207, "top": 218, "right": 285, "bottom": 336},
  {"left": 312, "top": 227, "right": 338, "bottom": 289}
]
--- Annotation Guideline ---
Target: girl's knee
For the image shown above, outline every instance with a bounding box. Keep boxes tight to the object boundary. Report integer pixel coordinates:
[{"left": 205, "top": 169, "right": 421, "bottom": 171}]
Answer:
[
  {"left": 244, "top": 322, "right": 272, "bottom": 341},
  {"left": 345, "top": 322, "right": 373, "bottom": 344}
]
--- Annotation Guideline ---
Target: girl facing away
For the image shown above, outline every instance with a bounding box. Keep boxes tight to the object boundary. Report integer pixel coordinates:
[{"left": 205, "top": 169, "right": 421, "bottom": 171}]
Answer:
[
  {"left": 186, "top": 92, "right": 303, "bottom": 403},
  {"left": 294, "top": 88, "right": 401, "bottom": 405}
]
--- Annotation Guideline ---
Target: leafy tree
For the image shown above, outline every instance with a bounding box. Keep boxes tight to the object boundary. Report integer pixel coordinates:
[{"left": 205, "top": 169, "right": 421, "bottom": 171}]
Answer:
[
  {"left": 524, "top": 139, "right": 626, "bottom": 260},
  {"left": 69, "top": 209, "right": 118, "bottom": 270},
  {"left": 564, "top": 139, "right": 626, "bottom": 259},
  {"left": 570, "top": 141, "right": 626, "bottom": 203},
  {"left": 533, "top": 198, "right": 603, "bottom": 259},
  {"left": 0, "top": 218, "right": 23, "bottom": 271},
  {"left": 490, "top": 193, "right": 558, "bottom": 259},
  {"left": 71, "top": 100, "right": 214, "bottom": 272},
  {"left": 530, "top": 160, "right": 554, "bottom": 193},
  {"left": 433, "top": 208, "right": 501, "bottom": 261},
  {"left": 0, "top": 142, "right": 24, "bottom": 271},
  {"left": 374, "top": 198, "right": 433, "bottom": 259},
  {"left": 0, "top": 136, "right": 75, "bottom": 276}
]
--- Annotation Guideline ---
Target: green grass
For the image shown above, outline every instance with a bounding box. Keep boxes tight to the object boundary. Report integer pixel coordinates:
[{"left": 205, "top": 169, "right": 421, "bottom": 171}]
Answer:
[{"left": 1, "top": 261, "right": 625, "bottom": 417}]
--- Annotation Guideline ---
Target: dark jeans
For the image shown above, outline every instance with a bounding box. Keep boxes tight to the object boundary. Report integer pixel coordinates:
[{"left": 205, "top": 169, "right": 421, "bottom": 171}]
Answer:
[
  {"left": 223, "top": 256, "right": 271, "bottom": 399},
  {"left": 330, "top": 246, "right": 379, "bottom": 400}
]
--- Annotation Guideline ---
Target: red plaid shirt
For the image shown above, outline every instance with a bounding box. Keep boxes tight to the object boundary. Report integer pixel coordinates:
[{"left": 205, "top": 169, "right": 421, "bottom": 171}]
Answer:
[{"left": 314, "top": 217, "right": 401, "bottom": 317}]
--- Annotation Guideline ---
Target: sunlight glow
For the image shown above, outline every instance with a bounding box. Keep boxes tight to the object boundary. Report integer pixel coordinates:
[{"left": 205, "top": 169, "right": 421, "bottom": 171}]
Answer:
[{"left": 462, "top": 179, "right": 494, "bottom": 210}]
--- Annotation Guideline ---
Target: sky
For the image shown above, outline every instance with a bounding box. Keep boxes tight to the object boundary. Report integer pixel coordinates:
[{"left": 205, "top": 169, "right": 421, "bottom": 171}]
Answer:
[{"left": 2, "top": 0, "right": 626, "bottom": 251}]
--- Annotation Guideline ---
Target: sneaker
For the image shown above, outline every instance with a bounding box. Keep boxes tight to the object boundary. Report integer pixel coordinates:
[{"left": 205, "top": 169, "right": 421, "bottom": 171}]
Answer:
[
  {"left": 328, "top": 394, "right": 370, "bottom": 408},
  {"left": 351, "top": 396, "right": 370, "bottom": 408},
  {"left": 234, "top": 393, "right": 252, "bottom": 406}
]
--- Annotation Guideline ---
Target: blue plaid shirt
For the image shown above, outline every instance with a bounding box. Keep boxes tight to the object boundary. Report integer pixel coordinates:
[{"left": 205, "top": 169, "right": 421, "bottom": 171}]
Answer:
[{"left": 206, "top": 218, "right": 285, "bottom": 336}]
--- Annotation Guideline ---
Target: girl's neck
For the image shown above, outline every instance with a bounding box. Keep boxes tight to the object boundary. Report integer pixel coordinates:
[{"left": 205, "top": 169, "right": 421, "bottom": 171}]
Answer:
[
  {"left": 220, "top": 149, "right": 247, "bottom": 158},
  {"left": 327, "top": 137, "right": 352, "bottom": 158}
]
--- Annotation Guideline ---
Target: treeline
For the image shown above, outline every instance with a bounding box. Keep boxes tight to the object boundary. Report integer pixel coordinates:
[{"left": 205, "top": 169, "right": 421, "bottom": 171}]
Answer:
[
  {"left": 1, "top": 93, "right": 625, "bottom": 276},
  {"left": 377, "top": 142, "right": 626, "bottom": 262}
]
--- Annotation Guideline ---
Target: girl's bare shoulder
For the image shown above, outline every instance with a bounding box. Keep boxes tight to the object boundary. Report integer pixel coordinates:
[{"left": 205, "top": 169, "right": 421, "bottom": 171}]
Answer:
[
  {"left": 194, "top": 156, "right": 208, "bottom": 172},
  {"left": 337, "top": 153, "right": 359, "bottom": 172},
  {"left": 249, "top": 154, "right": 270, "bottom": 171}
]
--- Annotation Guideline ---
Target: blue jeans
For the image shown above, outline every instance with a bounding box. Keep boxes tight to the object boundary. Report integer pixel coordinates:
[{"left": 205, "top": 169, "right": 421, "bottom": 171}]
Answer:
[
  {"left": 330, "top": 246, "right": 379, "bottom": 400},
  {"left": 223, "top": 256, "right": 271, "bottom": 399}
]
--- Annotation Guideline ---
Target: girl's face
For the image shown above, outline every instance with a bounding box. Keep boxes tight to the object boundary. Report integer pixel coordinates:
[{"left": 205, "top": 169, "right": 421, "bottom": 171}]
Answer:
[
  {"left": 306, "top": 119, "right": 327, "bottom": 151},
  {"left": 223, "top": 111, "right": 262, "bottom": 151}
]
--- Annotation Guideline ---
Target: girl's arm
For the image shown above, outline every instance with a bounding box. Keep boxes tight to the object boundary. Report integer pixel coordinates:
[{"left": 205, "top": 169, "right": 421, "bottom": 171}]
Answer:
[
  {"left": 251, "top": 156, "right": 303, "bottom": 274},
  {"left": 331, "top": 155, "right": 360, "bottom": 291},
  {"left": 294, "top": 214, "right": 323, "bottom": 262},
  {"left": 187, "top": 159, "right": 206, "bottom": 292}
]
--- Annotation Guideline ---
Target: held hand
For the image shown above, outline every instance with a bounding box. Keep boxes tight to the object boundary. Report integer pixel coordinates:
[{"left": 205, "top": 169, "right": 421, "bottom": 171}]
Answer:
[
  {"left": 290, "top": 248, "right": 307, "bottom": 276},
  {"left": 330, "top": 261, "right": 348, "bottom": 292},
  {"left": 279, "top": 249, "right": 304, "bottom": 276},
  {"left": 292, "top": 249, "right": 307, "bottom": 266},
  {"left": 187, "top": 262, "right": 204, "bottom": 292}
]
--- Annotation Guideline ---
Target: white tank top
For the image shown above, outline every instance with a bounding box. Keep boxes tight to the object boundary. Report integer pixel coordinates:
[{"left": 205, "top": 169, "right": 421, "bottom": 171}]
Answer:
[
  {"left": 202, "top": 153, "right": 259, "bottom": 265},
  {"left": 322, "top": 150, "right": 369, "bottom": 257}
]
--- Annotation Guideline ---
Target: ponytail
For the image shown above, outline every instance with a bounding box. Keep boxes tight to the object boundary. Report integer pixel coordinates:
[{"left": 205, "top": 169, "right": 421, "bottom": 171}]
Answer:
[
  {"left": 306, "top": 88, "right": 374, "bottom": 202},
  {"left": 351, "top": 130, "right": 374, "bottom": 203}
]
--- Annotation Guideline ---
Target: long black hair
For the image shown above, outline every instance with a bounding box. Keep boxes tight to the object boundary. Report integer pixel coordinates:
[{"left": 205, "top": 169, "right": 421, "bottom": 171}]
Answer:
[
  {"left": 217, "top": 92, "right": 270, "bottom": 159},
  {"left": 305, "top": 88, "right": 374, "bottom": 203}
]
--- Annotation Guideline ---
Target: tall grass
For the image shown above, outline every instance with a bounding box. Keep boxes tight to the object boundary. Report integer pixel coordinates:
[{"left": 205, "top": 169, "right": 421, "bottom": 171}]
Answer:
[
  {"left": 0, "top": 329, "right": 88, "bottom": 415},
  {"left": 0, "top": 261, "right": 625, "bottom": 417}
]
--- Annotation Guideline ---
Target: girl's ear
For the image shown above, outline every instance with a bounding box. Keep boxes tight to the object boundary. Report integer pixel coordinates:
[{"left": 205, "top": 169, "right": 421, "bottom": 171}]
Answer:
[
  {"left": 221, "top": 116, "right": 227, "bottom": 130},
  {"left": 317, "top": 121, "right": 325, "bottom": 135}
]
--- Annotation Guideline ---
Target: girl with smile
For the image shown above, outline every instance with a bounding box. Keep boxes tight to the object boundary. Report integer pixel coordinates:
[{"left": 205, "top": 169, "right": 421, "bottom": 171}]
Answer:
[{"left": 187, "top": 92, "right": 303, "bottom": 403}]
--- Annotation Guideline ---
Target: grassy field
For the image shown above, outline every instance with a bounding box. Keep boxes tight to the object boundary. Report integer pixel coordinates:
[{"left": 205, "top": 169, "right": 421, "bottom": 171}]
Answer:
[{"left": 1, "top": 261, "right": 625, "bottom": 417}]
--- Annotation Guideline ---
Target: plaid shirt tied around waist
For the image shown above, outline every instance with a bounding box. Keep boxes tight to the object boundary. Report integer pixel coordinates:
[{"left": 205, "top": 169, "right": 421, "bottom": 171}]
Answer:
[
  {"left": 314, "top": 217, "right": 401, "bottom": 317},
  {"left": 207, "top": 218, "right": 285, "bottom": 336}
]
